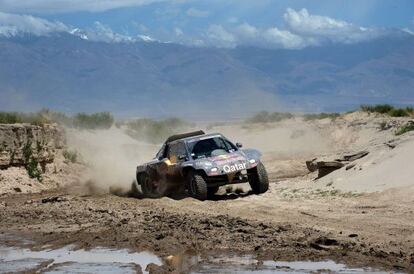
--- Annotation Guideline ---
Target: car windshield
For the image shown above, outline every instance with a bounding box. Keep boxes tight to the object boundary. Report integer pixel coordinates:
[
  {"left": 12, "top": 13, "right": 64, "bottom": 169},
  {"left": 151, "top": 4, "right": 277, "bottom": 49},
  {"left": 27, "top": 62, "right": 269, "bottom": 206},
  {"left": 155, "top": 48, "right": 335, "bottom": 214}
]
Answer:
[{"left": 188, "top": 137, "right": 236, "bottom": 159}]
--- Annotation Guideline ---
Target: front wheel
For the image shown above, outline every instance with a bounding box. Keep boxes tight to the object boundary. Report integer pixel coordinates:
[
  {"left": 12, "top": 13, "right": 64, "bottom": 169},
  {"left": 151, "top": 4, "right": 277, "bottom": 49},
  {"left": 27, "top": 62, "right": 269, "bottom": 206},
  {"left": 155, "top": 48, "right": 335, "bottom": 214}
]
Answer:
[
  {"left": 249, "top": 162, "right": 269, "bottom": 194},
  {"left": 187, "top": 171, "right": 208, "bottom": 201},
  {"left": 139, "top": 173, "right": 162, "bottom": 198}
]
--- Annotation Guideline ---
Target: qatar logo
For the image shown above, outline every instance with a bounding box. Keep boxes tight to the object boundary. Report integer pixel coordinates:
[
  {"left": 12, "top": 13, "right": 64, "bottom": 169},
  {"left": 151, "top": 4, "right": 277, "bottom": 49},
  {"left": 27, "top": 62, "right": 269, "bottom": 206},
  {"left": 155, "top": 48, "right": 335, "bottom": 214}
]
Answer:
[{"left": 223, "top": 163, "right": 247, "bottom": 173}]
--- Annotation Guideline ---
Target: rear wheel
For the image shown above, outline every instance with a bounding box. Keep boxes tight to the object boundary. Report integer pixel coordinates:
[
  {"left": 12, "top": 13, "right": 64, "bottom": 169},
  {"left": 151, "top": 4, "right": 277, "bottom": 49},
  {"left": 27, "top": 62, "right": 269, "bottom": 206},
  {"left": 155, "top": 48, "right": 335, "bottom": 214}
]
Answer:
[
  {"left": 139, "top": 173, "right": 162, "bottom": 198},
  {"left": 187, "top": 171, "right": 208, "bottom": 201},
  {"left": 249, "top": 162, "right": 269, "bottom": 194}
]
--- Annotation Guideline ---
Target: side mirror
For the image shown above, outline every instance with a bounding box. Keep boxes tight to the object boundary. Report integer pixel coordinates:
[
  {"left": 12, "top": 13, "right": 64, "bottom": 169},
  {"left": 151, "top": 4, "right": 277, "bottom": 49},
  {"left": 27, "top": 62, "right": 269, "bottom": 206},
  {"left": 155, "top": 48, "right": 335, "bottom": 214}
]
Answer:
[
  {"left": 236, "top": 142, "right": 243, "bottom": 148},
  {"left": 178, "top": 154, "right": 187, "bottom": 161}
]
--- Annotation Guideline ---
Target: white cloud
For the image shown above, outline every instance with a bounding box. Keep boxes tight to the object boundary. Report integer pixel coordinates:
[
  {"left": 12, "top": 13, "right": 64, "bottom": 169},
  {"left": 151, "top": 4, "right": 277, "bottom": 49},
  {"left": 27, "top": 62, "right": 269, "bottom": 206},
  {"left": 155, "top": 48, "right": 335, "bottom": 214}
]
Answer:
[
  {"left": 84, "top": 21, "right": 158, "bottom": 43},
  {"left": 235, "top": 23, "right": 258, "bottom": 40},
  {"left": 0, "top": 11, "right": 70, "bottom": 36},
  {"left": 205, "top": 25, "right": 236, "bottom": 48},
  {"left": 174, "top": 27, "right": 183, "bottom": 36},
  {"left": 87, "top": 22, "right": 135, "bottom": 43},
  {"left": 132, "top": 21, "right": 149, "bottom": 33},
  {"left": 262, "top": 27, "right": 311, "bottom": 49},
  {"left": 203, "top": 22, "right": 313, "bottom": 49},
  {"left": 0, "top": 0, "right": 185, "bottom": 13},
  {"left": 0, "top": 7, "right": 391, "bottom": 50},
  {"left": 0, "top": 12, "right": 156, "bottom": 43},
  {"left": 189, "top": 8, "right": 387, "bottom": 49},
  {"left": 402, "top": 28, "right": 414, "bottom": 36},
  {"left": 186, "top": 7, "right": 209, "bottom": 18},
  {"left": 283, "top": 8, "right": 382, "bottom": 43}
]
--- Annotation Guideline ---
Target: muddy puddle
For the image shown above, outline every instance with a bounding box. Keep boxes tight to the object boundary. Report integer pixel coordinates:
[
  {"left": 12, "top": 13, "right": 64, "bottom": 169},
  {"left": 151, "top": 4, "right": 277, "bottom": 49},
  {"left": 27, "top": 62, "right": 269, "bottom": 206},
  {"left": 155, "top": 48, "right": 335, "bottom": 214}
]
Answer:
[
  {"left": 0, "top": 245, "right": 159, "bottom": 273},
  {"left": 0, "top": 244, "right": 392, "bottom": 274}
]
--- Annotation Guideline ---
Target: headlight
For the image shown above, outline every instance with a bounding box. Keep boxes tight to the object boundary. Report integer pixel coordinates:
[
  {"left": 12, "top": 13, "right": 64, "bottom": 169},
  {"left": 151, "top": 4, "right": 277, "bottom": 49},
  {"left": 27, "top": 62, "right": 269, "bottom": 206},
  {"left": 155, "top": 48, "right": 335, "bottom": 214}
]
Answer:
[
  {"left": 210, "top": 167, "right": 218, "bottom": 172},
  {"left": 249, "top": 159, "right": 256, "bottom": 164}
]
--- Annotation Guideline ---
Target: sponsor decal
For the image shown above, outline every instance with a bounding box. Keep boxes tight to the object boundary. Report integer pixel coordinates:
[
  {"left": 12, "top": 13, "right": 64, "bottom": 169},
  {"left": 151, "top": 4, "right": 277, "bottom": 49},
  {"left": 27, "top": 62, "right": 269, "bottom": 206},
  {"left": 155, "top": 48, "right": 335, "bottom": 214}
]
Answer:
[
  {"left": 223, "top": 162, "right": 247, "bottom": 173},
  {"left": 212, "top": 154, "right": 245, "bottom": 165}
]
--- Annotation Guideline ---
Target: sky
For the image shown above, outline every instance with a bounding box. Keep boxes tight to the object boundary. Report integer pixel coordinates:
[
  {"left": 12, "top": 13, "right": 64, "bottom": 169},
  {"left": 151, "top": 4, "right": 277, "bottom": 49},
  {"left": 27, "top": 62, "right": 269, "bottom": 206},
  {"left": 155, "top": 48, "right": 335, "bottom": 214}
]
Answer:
[{"left": 0, "top": 0, "right": 413, "bottom": 49}]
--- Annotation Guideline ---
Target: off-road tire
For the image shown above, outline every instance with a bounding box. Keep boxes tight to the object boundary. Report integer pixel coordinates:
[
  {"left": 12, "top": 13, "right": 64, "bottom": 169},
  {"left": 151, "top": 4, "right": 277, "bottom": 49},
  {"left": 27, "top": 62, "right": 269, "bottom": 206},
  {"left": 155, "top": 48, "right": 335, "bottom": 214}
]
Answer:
[
  {"left": 207, "top": 186, "right": 219, "bottom": 196},
  {"left": 130, "top": 180, "right": 141, "bottom": 198},
  {"left": 249, "top": 162, "right": 269, "bottom": 194},
  {"left": 139, "top": 173, "right": 162, "bottom": 198},
  {"left": 187, "top": 171, "right": 208, "bottom": 201}
]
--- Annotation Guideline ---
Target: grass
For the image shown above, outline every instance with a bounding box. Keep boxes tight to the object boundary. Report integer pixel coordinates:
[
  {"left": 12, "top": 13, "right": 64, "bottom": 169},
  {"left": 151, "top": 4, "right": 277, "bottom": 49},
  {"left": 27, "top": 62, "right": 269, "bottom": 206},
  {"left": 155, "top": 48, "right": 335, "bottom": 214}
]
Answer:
[
  {"left": 361, "top": 104, "right": 413, "bottom": 117},
  {"left": 246, "top": 111, "right": 294, "bottom": 123},
  {"left": 395, "top": 122, "right": 414, "bottom": 136}
]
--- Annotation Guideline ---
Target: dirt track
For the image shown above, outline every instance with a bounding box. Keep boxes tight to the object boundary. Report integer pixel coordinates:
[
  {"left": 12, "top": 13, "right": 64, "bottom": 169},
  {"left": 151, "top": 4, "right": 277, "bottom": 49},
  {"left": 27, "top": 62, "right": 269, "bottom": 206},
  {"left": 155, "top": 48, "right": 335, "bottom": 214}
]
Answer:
[
  {"left": 1, "top": 113, "right": 414, "bottom": 273},
  {"left": 1, "top": 174, "right": 413, "bottom": 273}
]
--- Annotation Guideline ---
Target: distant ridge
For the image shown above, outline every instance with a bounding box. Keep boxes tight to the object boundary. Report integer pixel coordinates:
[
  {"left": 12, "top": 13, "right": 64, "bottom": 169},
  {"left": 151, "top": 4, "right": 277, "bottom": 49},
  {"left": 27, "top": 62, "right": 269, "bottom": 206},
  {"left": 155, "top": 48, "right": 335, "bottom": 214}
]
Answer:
[{"left": 0, "top": 32, "right": 413, "bottom": 117}]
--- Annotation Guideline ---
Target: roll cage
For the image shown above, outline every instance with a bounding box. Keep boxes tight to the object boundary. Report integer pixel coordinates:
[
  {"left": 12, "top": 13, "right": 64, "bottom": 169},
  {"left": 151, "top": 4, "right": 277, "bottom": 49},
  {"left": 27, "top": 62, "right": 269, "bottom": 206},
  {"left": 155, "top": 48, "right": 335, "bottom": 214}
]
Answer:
[{"left": 155, "top": 134, "right": 239, "bottom": 162}]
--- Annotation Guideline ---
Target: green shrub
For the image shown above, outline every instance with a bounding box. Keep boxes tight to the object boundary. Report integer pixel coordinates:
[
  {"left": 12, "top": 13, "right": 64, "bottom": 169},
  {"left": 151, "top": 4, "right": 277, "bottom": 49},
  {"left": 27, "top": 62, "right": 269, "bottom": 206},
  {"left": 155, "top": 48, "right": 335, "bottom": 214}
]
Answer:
[
  {"left": 126, "top": 117, "right": 192, "bottom": 143},
  {"left": 395, "top": 122, "right": 414, "bottom": 136},
  {"left": 388, "top": 108, "right": 409, "bottom": 117},
  {"left": 0, "top": 112, "right": 23, "bottom": 123},
  {"left": 73, "top": 112, "right": 114, "bottom": 129},
  {"left": 0, "top": 111, "right": 49, "bottom": 125},
  {"left": 361, "top": 104, "right": 414, "bottom": 117},
  {"left": 246, "top": 111, "right": 294, "bottom": 123},
  {"left": 303, "top": 112, "right": 340, "bottom": 121},
  {"left": 361, "top": 104, "right": 394, "bottom": 114},
  {"left": 63, "top": 149, "right": 78, "bottom": 163},
  {"left": 38, "top": 109, "right": 73, "bottom": 126},
  {"left": 22, "top": 141, "right": 42, "bottom": 182}
]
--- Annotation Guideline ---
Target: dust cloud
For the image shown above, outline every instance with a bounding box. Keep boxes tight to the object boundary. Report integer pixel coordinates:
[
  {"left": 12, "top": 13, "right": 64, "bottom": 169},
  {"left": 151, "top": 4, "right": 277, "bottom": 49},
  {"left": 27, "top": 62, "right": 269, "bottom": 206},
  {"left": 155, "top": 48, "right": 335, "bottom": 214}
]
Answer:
[
  {"left": 65, "top": 127, "right": 159, "bottom": 193},
  {"left": 64, "top": 115, "right": 335, "bottom": 193},
  {"left": 204, "top": 118, "right": 334, "bottom": 159}
]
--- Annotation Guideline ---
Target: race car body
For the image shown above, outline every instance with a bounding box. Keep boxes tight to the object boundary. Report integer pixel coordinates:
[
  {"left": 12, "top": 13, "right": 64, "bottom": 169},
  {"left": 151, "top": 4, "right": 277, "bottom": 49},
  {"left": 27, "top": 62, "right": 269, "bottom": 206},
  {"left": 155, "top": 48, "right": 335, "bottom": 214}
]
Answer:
[{"left": 134, "top": 130, "right": 269, "bottom": 200}]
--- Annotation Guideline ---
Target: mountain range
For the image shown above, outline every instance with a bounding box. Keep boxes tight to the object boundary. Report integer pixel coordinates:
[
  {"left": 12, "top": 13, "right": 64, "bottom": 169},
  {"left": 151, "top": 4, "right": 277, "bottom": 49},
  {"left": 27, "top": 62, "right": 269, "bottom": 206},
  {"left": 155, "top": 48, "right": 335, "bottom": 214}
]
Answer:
[{"left": 0, "top": 32, "right": 413, "bottom": 118}]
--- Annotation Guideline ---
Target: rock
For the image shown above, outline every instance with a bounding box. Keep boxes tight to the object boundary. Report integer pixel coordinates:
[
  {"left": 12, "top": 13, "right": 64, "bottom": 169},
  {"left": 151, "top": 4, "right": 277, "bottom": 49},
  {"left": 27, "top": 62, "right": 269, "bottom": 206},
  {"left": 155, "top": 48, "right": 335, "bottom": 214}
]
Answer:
[
  {"left": 340, "top": 151, "right": 369, "bottom": 162},
  {"left": 41, "top": 196, "right": 68, "bottom": 204},
  {"left": 145, "top": 263, "right": 172, "bottom": 274},
  {"left": 134, "top": 264, "right": 143, "bottom": 274},
  {"left": 306, "top": 150, "right": 369, "bottom": 178},
  {"left": 306, "top": 158, "right": 318, "bottom": 172},
  {"left": 346, "top": 163, "right": 356, "bottom": 170},
  {"left": 317, "top": 161, "right": 344, "bottom": 177}
]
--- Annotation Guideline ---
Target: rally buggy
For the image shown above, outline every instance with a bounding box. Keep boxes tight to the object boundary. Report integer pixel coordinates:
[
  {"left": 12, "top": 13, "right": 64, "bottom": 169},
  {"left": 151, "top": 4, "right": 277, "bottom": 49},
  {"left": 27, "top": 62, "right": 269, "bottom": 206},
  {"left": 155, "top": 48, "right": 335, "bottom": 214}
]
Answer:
[{"left": 133, "top": 130, "right": 269, "bottom": 200}]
